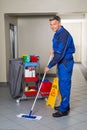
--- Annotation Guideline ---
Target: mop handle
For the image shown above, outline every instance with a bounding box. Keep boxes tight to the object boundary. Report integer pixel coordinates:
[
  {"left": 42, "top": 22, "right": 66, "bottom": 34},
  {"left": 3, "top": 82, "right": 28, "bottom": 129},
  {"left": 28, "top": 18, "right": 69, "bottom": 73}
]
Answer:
[{"left": 30, "top": 55, "right": 52, "bottom": 111}]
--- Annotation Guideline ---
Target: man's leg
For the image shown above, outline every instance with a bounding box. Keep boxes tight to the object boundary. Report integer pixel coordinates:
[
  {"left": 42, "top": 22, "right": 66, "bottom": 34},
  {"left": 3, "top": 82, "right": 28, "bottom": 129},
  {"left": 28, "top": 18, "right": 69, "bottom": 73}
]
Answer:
[
  {"left": 58, "top": 79, "right": 71, "bottom": 112},
  {"left": 53, "top": 62, "right": 73, "bottom": 117}
]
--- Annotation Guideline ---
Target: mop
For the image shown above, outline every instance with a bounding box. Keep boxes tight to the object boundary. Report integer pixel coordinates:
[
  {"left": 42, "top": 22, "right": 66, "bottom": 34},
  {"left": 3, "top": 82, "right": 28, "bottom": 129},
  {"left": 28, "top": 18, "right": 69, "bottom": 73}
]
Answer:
[{"left": 17, "top": 55, "right": 52, "bottom": 120}]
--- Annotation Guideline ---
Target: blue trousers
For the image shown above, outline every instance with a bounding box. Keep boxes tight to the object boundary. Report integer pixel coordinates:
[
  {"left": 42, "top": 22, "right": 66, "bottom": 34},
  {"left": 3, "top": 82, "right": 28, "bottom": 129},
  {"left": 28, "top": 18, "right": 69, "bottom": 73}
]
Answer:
[{"left": 57, "top": 59, "right": 74, "bottom": 112}]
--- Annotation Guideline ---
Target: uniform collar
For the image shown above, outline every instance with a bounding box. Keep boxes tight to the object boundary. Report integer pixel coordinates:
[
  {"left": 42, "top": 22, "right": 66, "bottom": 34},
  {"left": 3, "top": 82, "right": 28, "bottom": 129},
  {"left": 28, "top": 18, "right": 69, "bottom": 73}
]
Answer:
[{"left": 55, "top": 26, "right": 64, "bottom": 35}]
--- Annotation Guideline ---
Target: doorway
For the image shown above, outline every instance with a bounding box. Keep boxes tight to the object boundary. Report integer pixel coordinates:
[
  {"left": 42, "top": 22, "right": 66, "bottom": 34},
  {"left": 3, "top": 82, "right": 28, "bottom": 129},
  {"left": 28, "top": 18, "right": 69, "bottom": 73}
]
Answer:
[{"left": 61, "top": 19, "right": 82, "bottom": 63}]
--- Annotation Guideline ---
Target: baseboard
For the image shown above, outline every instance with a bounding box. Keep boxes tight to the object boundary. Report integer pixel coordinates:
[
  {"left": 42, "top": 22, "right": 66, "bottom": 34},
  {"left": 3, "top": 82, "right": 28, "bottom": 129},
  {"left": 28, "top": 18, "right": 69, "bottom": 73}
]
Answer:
[
  {"left": 0, "top": 82, "right": 8, "bottom": 87},
  {"left": 75, "top": 62, "right": 81, "bottom": 64}
]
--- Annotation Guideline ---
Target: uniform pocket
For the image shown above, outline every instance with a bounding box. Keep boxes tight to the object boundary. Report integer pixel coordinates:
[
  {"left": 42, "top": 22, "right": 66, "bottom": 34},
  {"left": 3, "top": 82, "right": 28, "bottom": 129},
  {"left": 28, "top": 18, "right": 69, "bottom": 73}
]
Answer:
[{"left": 63, "top": 60, "right": 74, "bottom": 73}]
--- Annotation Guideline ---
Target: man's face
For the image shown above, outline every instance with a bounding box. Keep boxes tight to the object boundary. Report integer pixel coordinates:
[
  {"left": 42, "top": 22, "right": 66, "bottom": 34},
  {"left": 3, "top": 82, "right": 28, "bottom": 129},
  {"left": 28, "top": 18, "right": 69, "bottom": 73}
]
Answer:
[{"left": 50, "top": 20, "right": 61, "bottom": 32}]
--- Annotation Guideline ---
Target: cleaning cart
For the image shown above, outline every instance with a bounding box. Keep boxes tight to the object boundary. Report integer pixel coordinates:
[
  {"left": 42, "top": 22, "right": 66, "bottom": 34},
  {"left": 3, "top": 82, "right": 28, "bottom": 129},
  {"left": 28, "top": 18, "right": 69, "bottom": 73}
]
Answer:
[{"left": 16, "top": 54, "right": 52, "bottom": 103}]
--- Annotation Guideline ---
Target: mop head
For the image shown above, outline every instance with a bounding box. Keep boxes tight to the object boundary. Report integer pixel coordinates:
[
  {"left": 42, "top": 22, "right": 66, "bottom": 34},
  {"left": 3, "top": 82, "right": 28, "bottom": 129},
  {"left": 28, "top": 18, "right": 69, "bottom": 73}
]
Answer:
[{"left": 17, "top": 113, "right": 42, "bottom": 120}]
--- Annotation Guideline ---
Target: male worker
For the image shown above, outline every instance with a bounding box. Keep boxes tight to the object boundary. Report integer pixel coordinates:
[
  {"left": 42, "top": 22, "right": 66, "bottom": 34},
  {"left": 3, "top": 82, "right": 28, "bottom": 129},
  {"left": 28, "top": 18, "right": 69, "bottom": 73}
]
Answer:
[{"left": 44, "top": 16, "right": 75, "bottom": 117}]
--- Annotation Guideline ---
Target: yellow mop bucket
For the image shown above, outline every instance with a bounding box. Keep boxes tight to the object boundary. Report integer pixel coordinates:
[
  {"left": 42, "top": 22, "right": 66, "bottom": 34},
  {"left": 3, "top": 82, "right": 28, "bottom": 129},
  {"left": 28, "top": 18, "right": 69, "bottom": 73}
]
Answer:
[{"left": 46, "top": 77, "right": 62, "bottom": 109}]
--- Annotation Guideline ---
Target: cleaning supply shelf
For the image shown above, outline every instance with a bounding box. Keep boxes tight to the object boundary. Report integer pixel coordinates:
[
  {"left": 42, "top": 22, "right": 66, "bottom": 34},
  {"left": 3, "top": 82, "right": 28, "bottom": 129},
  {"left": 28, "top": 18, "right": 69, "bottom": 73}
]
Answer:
[
  {"left": 16, "top": 55, "right": 52, "bottom": 103},
  {"left": 24, "top": 76, "right": 39, "bottom": 82},
  {"left": 24, "top": 62, "right": 39, "bottom": 67},
  {"left": 22, "top": 55, "right": 40, "bottom": 99}
]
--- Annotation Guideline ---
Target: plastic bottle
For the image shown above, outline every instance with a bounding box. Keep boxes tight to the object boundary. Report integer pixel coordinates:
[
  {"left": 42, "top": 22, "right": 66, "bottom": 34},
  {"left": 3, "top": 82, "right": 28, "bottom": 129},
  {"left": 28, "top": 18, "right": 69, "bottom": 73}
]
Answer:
[
  {"left": 29, "top": 67, "right": 32, "bottom": 77},
  {"left": 25, "top": 67, "right": 29, "bottom": 77},
  {"left": 32, "top": 68, "right": 35, "bottom": 77},
  {"left": 25, "top": 84, "right": 29, "bottom": 91}
]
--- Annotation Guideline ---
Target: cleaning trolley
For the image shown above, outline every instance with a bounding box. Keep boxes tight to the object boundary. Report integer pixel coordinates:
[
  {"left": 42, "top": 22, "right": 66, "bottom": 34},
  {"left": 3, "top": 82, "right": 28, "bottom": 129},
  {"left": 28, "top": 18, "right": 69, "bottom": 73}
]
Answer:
[{"left": 16, "top": 54, "right": 52, "bottom": 103}]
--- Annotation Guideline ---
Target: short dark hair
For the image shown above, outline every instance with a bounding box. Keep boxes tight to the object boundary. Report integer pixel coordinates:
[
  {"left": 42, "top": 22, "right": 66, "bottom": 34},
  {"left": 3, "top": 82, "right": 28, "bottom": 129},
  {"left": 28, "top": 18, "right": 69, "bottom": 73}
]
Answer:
[{"left": 49, "top": 16, "right": 61, "bottom": 22}]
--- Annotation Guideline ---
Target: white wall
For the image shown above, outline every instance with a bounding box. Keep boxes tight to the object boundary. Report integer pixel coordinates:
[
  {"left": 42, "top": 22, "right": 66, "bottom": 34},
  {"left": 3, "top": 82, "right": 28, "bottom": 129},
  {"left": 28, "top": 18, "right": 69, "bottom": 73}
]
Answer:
[
  {"left": 62, "top": 19, "right": 82, "bottom": 62},
  {"left": 0, "top": 0, "right": 87, "bottom": 14},
  {"left": 82, "top": 14, "right": 87, "bottom": 68},
  {"left": 0, "top": 13, "right": 6, "bottom": 82},
  {"left": 18, "top": 16, "right": 56, "bottom": 74}
]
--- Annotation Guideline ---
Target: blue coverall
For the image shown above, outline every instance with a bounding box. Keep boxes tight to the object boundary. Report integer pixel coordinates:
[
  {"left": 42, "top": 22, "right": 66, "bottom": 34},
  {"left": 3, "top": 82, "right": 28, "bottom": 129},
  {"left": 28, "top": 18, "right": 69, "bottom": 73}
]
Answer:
[{"left": 48, "top": 26, "right": 75, "bottom": 112}]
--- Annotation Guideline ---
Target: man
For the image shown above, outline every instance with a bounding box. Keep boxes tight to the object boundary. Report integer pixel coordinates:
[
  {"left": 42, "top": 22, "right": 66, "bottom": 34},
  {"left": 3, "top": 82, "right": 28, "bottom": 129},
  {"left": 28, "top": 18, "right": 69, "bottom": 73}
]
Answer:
[{"left": 44, "top": 16, "right": 75, "bottom": 117}]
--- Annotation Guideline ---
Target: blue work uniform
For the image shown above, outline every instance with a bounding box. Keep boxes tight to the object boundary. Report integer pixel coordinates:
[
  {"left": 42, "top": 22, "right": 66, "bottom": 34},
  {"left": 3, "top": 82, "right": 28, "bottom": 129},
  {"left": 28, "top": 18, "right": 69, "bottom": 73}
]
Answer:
[{"left": 48, "top": 26, "right": 75, "bottom": 112}]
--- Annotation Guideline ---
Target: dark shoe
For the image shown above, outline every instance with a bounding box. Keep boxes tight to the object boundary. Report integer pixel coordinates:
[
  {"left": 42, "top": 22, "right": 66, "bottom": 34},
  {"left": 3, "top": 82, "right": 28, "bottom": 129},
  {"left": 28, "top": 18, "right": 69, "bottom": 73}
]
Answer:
[
  {"left": 52, "top": 110, "right": 69, "bottom": 117},
  {"left": 54, "top": 106, "right": 70, "bottom": 111},
  {"left": 54, "top": 106, "right": 60, "bottom": 110}
]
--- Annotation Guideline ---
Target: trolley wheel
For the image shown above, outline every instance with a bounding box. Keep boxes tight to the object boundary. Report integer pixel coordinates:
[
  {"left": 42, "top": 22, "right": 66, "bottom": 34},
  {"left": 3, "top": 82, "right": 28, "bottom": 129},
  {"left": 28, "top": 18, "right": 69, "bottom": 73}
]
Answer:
[{"left": 16, "top": 99, "right": 20, "bottom": 103}]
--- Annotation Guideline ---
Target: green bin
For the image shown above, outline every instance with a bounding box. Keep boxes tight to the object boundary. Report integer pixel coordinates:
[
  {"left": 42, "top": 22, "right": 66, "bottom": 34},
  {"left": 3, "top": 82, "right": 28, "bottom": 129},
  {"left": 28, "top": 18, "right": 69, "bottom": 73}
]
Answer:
[{"left": 23, "top": 54, "right": 30, "bottom": 63}]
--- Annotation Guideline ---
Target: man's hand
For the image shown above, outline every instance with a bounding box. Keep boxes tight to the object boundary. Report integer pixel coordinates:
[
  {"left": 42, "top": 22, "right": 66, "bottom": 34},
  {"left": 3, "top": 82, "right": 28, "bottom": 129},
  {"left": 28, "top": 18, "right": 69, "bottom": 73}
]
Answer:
[
  {"left": 44, "top": 67, "right": 50, "bottom": 73},
  {"left": 50, "top": 50, "right": 54, "bottom": 55}
]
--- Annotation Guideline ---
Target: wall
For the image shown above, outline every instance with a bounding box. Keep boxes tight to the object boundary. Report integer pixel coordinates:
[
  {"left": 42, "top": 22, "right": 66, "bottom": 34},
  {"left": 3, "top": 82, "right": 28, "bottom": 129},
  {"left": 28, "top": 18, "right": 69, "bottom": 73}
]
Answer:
[
  {"left": 0, "top": 13, "right": 6, "bottom": 82},
  {"left": 62, "top": 19, "right": 82, "bottom": 62},
  {"left": 82, "top": 14, "right": 87, "bottom": 68},
  {"left": 18, "top": 16, "right": 56, "bottom": 74},
  {"left": 0, "top": 0, "right": 87, "bottom": 14}
]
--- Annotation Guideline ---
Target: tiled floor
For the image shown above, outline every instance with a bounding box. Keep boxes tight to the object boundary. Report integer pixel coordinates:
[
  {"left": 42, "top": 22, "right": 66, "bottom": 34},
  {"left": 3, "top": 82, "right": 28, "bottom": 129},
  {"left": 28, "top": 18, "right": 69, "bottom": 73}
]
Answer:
[{"left": 0, "top": 64, "right": 87, "bottom": 130}]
